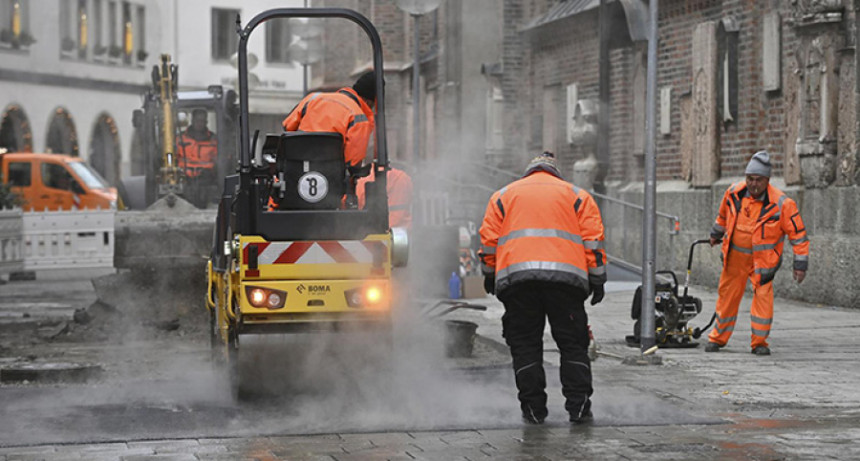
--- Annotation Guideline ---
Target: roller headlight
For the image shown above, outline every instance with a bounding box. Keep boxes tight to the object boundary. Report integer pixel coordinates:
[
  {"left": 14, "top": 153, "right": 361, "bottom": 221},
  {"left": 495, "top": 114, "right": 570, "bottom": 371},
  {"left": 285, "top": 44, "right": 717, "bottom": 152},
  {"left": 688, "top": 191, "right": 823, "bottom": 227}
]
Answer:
[
  {"left": 245, "top": 286, "right": 287, "bottom": 309},
  {"left": 345, "top": 285, "right": 386, "bottom": 309}
]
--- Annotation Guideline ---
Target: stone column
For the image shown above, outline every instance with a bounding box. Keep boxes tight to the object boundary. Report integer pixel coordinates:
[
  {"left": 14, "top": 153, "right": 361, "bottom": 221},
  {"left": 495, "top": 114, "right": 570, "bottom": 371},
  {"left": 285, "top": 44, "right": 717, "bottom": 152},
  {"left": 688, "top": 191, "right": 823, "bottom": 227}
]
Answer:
[
  {"left": 690, "top": 21, "right": 720, "bottom": 187},
  {"left": 788, "top": 1, "right": 845, "bottom": 188}
]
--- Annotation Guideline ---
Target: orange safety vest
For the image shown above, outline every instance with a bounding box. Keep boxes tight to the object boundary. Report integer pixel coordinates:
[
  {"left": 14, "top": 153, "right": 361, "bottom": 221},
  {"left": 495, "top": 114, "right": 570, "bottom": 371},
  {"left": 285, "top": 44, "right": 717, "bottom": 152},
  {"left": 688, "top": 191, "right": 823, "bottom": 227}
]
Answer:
[
  {"left": 282, "top": 87, "right": 374, "bottom": 167},
  {"left": 356, "top": 166, "right": 413, "bottom": 229},
  {"left": 478, "top": 171, "right": 607, "bottom": 295},
  {"left": 177, "top": 131, "right": 217, "bottom": 177},
  {"left": 710, "top": 181, "right": 810, "bottom": 286}
]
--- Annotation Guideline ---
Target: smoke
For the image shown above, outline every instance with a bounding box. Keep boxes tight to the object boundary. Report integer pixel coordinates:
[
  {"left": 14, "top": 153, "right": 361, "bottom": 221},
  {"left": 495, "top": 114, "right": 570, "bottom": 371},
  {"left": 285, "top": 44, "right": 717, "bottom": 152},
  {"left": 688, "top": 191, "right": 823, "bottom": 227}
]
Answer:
[{"left": 224, "top": 299, "right": 515, "bottom": 434}]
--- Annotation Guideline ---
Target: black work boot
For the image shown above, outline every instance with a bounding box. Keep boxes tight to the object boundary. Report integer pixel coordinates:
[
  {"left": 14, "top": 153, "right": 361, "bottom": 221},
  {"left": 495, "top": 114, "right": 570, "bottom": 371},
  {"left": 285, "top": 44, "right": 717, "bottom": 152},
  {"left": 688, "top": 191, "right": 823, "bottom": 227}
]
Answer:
[
  {"left": 752, "top": 346, "right": 771, "bottom": 356},
  {"left": 704, "top": 342, "right": 722, "bottom": 352},
  {"left": 569, "top": 410, "right": 594, "bottom": 425},
  {"left": 521, "top": 404, "right": 547, "bottom": 425},
  {"left": 521, "top": 410, "right": 546, "bottom": 425}
]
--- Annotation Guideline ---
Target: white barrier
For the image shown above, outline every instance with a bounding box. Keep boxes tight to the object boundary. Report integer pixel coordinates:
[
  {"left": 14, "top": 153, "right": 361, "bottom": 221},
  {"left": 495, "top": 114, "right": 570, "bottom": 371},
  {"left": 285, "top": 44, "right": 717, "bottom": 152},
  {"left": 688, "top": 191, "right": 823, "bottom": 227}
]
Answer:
[
  {"left": 22, "top": 209, "right": 115, "bottom": 270},
  {"left": 0, "top": 208, "right": 23, "bottom": 274}
]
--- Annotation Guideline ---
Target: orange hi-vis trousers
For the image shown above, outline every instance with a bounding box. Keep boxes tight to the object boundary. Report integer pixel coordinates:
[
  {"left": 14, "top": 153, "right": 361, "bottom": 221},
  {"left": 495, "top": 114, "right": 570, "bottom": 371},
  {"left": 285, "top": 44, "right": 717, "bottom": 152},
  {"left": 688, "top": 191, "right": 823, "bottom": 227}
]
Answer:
[{"left": 709, "top": 198, "right": 773, "bottom": 349}]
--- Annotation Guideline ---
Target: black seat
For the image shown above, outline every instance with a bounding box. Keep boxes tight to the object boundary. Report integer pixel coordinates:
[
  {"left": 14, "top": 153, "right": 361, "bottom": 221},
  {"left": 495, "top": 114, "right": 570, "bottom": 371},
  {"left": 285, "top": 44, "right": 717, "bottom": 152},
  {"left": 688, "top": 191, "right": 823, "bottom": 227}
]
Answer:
[{"left": 265, "top": 131, "right": 345, "bottom": 210}]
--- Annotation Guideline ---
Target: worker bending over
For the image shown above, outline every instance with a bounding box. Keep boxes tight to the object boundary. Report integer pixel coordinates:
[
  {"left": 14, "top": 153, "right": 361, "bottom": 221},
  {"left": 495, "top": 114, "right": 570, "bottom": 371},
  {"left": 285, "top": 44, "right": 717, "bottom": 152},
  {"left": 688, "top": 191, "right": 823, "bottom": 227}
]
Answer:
[
  {"left": 479, "top": 152, "right": 606, "bottom": 425},
  {"left": 707, "top": 151, "right": 810, "bottom": 356}
]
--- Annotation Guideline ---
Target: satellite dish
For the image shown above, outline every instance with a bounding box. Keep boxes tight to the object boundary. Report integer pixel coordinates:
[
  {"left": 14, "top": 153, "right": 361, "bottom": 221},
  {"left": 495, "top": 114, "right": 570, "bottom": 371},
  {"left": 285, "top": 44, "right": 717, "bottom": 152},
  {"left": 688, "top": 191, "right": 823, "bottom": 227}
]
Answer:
[
  {"left": 291, "top": 18, "right": 323, "bottom": 39},
  {"left": 395, "top": 0, "right": 443, "bottom": 15},
  {"left": 230, "top": 52, "right": 259, "bottom": 70},
  {"left": 289, "top": 39, "right": 323, "bottom": 65}
]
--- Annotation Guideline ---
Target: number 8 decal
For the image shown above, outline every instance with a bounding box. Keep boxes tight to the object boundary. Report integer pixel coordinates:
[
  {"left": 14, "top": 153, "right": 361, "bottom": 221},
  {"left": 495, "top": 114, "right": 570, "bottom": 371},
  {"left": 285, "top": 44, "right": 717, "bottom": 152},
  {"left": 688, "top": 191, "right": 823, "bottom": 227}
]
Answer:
[{"left": 298, "top": 171, "right": 328, "bottom": 203}]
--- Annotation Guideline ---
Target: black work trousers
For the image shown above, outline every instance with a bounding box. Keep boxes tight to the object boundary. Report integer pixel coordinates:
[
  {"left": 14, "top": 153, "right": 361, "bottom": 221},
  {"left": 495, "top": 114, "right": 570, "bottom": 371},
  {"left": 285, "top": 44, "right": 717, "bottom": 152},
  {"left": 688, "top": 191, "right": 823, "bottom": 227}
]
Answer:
[{"left": 499, "top": 281, "right": 592, "bottom": 420}]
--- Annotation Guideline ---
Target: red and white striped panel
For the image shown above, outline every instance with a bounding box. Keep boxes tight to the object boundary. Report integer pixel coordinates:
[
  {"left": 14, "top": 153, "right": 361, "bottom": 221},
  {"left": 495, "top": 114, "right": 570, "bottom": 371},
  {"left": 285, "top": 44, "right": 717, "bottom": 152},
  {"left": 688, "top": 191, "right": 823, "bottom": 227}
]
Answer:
[{"left": 243, "top": 240, "right": 389, "bottom": 265}]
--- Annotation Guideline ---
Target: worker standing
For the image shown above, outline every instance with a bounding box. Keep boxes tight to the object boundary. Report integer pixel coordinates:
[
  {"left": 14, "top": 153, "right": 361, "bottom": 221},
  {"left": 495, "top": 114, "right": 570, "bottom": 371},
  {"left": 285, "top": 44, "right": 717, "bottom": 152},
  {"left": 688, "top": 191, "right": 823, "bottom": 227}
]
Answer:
[
  {"left": 706, "top": 151, "right": 809, "bottom": 355},
  {"left": 478, "top": 152, "right": 607, "bottom": 425},
  {"left": 283, "top": 71, "right": 376, "bottom": 169},
  {"left": 177, "top": 109, "right": 218, "bottom": 178},
  {"left": 356, "top": 165, "right": 413, "bottom": 229}
]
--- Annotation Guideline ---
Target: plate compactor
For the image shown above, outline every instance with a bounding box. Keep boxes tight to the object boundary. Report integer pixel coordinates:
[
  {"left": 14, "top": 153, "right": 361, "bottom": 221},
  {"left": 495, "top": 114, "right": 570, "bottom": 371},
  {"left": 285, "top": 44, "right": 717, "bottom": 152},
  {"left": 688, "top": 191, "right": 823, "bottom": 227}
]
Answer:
[{"left": 626, "top": 239, "right": 716, "bottom": 348}]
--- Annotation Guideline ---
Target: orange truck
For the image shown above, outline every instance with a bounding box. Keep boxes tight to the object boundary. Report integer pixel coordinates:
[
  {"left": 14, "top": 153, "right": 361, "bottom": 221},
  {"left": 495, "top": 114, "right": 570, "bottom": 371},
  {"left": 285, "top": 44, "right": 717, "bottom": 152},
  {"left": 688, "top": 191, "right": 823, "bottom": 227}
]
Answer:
[{"left": 0, "top": 152, "right": 118, "bottom": 211}]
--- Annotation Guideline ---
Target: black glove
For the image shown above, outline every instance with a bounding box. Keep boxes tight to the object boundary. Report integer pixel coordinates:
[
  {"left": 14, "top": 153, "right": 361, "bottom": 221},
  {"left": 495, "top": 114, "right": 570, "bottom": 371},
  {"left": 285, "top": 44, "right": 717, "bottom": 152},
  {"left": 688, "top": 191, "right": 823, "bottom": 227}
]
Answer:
[
  {"left": 483, "top": 275, "right": 496, "bottom": 295},
  {"left": 589, "top": 284, "right": 604, "bottom": 305}
]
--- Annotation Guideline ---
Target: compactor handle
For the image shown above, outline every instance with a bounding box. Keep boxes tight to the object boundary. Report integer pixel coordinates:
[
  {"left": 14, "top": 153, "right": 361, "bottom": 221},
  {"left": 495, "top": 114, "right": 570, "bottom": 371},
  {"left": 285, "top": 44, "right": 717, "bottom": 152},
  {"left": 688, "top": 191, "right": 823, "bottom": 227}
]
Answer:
[{"left": 682, "top": 239, "right": 721, "bottom": 299}]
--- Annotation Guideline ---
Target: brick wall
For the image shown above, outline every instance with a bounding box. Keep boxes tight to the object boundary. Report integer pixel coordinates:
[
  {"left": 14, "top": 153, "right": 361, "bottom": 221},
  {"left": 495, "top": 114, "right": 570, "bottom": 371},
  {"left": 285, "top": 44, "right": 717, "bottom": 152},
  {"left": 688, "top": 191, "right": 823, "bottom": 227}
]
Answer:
[{"left": 505, "top": 0, "right": 810, "bottom": 183}]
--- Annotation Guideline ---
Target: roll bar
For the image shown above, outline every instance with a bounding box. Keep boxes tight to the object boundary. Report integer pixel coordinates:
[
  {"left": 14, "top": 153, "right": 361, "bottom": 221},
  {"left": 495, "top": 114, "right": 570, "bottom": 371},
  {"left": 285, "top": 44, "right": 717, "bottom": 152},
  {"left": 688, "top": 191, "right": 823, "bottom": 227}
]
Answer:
[{"left": 235, "top": 8, "right": 388, "bottom": 174}]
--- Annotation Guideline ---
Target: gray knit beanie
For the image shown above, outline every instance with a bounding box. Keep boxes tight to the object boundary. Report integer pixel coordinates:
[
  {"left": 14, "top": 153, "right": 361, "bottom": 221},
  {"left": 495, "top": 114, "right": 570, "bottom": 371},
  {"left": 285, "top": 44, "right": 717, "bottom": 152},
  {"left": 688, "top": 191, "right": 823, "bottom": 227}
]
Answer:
[
  {"left": 745, "top": 151, "right": 772, "bottom": 178},
  {"left": 524, "top": 151, "right": 562, "bottom": 178}
]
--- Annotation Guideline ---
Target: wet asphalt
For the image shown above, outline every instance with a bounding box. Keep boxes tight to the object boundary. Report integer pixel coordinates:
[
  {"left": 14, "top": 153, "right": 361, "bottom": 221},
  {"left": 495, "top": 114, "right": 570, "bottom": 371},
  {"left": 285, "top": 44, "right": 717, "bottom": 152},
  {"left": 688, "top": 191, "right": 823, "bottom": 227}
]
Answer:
[{"left": 0, "top": 267, "right": 858, "bottom": 460}]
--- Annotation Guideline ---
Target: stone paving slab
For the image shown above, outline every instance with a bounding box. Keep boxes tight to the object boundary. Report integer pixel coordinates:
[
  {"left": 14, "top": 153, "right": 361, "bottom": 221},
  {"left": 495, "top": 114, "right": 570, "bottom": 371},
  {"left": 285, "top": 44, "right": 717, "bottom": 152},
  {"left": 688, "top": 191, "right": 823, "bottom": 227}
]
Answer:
[{"left": 1, "top": 274, "right": 858, "bottom": 459}]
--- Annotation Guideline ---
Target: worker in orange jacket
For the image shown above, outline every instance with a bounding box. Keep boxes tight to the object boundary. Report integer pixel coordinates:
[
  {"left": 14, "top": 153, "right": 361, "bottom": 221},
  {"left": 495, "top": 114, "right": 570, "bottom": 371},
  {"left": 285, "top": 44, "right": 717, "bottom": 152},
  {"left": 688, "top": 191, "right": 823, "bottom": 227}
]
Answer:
[
  {"left": 282, "top": 71, "right": 376, "bottom": 169},
  {"left": 706, "top": 151, "right": 810, "bottom": 356},
  {"left": 356, "top": 165, "right": 412, "bottom": 229},
  {"left": 479, "top": 152, "right": 606, "bottom": 426},
  {"left": 177, "top": 109, "right": 218, "bottom": 178}
]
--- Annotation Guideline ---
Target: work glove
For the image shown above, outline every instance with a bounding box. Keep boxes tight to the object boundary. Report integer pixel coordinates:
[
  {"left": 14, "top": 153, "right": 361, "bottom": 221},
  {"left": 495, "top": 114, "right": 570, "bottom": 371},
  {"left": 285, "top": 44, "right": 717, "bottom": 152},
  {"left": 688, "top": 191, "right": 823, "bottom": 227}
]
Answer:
[
  {"left": 483, "top": 274, "right": 496, "bottom": 295},
  {"left": 589, "top": 284, "right": 605, "bottom": 306}
]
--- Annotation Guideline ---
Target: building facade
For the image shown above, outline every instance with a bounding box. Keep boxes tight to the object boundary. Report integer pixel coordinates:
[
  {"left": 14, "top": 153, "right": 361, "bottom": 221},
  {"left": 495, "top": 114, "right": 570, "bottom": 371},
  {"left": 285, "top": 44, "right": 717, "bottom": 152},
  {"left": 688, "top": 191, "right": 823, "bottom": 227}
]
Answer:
[
  {"left": 500, "top": 0, "right": 860, "bottom": 307},
  {"left": 0, "top": 0, "right": 303, "bottom": 186}
]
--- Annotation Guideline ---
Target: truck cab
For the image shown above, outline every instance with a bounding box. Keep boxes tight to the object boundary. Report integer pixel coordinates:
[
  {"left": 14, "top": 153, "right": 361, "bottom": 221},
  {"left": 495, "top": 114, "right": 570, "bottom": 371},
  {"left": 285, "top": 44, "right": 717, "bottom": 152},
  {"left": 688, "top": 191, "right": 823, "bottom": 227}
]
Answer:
[{"left": 0, "top": 152, "right": 118, "bottom": 211}]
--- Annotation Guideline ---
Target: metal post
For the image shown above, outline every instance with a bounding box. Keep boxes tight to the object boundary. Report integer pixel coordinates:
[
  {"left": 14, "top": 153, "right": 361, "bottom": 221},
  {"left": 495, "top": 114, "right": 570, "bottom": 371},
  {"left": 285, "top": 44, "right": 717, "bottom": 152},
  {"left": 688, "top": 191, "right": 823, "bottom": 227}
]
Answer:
[
  {"left": 303, "top": 63, "right": 308, "bottom": 95},
  {"left": 597, "top": 0, "right": 610, "bottom": 193},
  {"left": 303, "top": 0, "right": 309, "bottom": 95},
  {"left": 412, "top": 13, "right": 421, "bottom": 163},
  {"left": 640, "top": 0, "right": 659, "bottom": 352}
]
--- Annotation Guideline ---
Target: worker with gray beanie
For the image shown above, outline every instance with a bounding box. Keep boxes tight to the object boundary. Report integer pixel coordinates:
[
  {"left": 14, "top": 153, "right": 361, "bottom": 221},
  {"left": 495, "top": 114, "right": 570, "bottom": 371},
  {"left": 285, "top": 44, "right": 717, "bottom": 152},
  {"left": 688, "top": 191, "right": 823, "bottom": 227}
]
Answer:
[{"left": 706, "top": 150, "right": 810, "bottom": 356}]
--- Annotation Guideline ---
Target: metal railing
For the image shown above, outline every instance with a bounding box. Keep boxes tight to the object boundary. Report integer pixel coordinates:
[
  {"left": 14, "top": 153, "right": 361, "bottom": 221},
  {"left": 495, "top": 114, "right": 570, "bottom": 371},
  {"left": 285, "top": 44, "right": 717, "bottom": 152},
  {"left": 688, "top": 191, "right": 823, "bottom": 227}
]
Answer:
[
  {"left": 459, "top": 161, "right": 682, "bottom": 272},
  {"left": 589, "top": 189, "right": 680, "bottom": 274}
]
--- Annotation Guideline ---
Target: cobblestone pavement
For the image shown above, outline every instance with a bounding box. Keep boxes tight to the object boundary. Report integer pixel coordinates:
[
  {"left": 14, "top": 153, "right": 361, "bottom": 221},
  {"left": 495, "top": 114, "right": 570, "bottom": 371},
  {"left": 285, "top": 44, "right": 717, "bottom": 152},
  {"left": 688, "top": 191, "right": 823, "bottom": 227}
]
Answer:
[{"left": 0, "top": 271, "right": 858, "bottom": 460}]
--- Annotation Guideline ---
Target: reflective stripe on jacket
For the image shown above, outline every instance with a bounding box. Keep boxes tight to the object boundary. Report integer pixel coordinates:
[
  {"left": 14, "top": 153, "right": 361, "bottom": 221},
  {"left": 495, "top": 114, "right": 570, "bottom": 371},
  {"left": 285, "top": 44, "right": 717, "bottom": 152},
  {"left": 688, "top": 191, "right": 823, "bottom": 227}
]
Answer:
[
  {"left": 177, "top": 131, "right": 217, "bottom": 177},
  {"left": 710, "top": 181, "right": 810, "bottom": 286},
  {"left": 478, "top": 171, "right": 607, "bottom": 296},
  {"left": 282, "top": 87, "right": 374, "bottom": 167}
]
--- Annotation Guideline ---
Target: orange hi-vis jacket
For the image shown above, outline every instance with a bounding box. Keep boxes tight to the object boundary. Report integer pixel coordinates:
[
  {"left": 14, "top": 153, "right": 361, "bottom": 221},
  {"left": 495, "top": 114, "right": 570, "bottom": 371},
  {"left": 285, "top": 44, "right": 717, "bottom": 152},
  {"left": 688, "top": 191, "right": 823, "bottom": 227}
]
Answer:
[
  {"left": 356, "top": 166, "right": 413, "bottom": 229},
  {"left": 282, "top": 87, "right": 374, "bottom": 167},
  {"left": 478, "top": 171, "right": 607, "bottom": 296},
  {"left": 177, "top": 131, "right": 217, "bottom": 177},
  {"left": 710, "top": 181, "right": 810, "bottom": 286}
]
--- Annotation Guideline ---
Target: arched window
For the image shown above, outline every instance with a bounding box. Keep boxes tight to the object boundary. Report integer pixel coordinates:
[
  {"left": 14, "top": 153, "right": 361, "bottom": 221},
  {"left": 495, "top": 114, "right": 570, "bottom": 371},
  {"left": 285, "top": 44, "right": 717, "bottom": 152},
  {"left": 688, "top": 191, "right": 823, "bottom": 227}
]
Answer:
[
  {"left": 45, "top": 107, "right": 79, "bottom": 155},
  {"left": 0, "top": 104, "right": 33, "bottom": 152},
  {"left": 89, "top": 112, "right": 121, "bottom": 185}
]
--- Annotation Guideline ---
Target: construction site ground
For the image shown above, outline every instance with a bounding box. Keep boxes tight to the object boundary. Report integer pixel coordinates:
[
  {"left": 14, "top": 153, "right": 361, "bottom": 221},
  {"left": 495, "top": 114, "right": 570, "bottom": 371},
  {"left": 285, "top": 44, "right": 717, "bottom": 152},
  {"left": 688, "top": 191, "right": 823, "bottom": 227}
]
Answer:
[{"left": 0, "top": 267, "right": 857, "bottom": 460}]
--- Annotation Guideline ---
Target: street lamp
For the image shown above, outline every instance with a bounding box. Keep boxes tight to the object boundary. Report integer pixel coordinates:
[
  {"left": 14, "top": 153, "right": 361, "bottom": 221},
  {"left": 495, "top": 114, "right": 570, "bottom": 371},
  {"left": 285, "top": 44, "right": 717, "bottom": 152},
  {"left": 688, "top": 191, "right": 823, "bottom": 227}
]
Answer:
[
  {"left": 396, "top": 0, "right": 443, "bottom": 162},
  {"left": 290, "top": 17, "right": 323, "bottom": 95}
]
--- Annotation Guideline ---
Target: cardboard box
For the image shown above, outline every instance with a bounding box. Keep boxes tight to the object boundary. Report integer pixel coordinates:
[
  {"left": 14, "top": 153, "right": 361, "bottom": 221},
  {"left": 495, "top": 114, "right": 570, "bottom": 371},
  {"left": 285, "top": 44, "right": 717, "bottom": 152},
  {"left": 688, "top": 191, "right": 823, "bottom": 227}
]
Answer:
[{"left": 462, "top": 275, "right": 486, "bottom": 299}]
